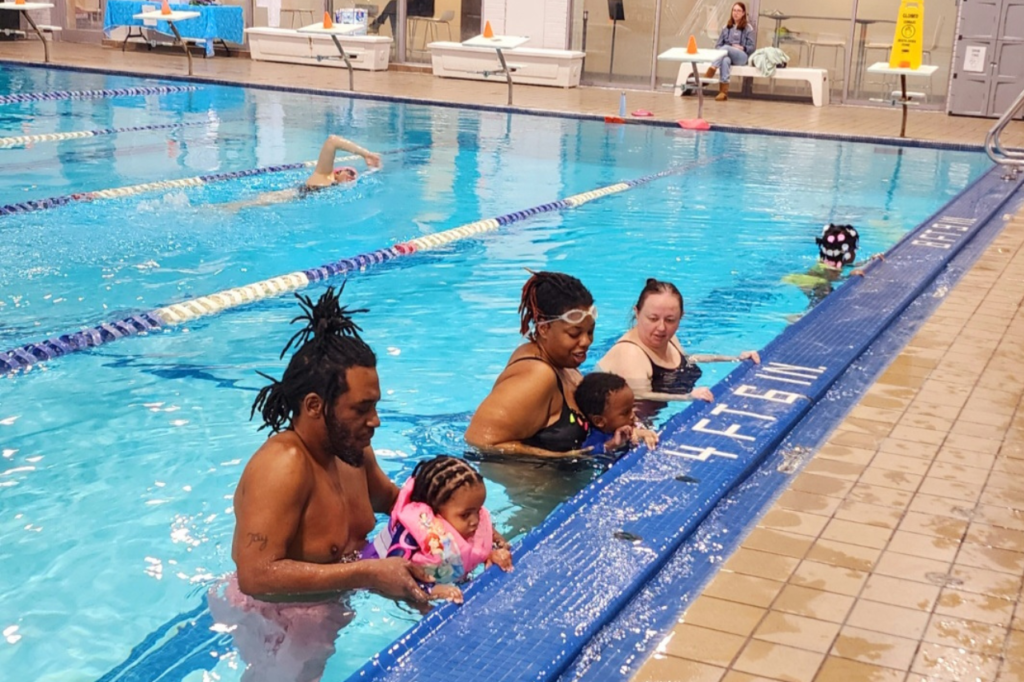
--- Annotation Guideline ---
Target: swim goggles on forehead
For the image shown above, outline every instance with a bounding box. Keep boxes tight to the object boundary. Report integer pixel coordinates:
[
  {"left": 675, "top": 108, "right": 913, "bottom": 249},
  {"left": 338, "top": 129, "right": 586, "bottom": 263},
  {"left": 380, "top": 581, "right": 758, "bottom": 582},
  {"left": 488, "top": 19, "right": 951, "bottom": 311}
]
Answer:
[{"left": 536, "top": 305, "right": 598, "bottom": 326}]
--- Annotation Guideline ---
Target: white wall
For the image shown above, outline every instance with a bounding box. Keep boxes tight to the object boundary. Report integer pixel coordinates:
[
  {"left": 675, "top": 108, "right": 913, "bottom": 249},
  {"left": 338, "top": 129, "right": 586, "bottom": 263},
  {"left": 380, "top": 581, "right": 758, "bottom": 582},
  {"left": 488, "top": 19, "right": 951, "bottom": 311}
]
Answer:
[{"left": 483, "top": 0, "right": 570, "bottom": 49}]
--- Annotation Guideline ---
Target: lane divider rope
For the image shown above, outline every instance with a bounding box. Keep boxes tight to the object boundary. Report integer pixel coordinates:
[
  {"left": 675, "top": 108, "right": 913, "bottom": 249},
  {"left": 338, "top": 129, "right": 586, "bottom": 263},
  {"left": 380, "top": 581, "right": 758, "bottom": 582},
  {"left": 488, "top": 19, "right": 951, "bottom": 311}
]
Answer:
[
  {"left": 0, "top": 121, "right": 208, "bottom": 148},
  {"left": 0, "top": 144, "right": 429, "bottom": 216},
  {"left": 0, "top": 155, "right": 720, "bottom": 374},
  {"left": 2, "top": 161, "right": 333, "bottom": 214},
  {"left": 0, "top": 85, "right": 199, "bottom": 106}
]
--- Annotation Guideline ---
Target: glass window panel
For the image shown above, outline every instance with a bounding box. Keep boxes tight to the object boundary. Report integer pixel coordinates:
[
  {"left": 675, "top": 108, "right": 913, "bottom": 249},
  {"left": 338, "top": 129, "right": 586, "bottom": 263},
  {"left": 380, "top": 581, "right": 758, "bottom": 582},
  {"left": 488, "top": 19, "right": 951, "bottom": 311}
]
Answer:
[
  {"left": 355, "top": 0, "right": 464, "bottom": 63},
  {"left": 580, "top": 0, "right": 659, "bottom": 87},
  {"left": 755, "top": 0, "right": 855, "bottom": 100},
  {"left": 72, "top": 0, "right": 104, "bottom": 30},
  {"left": 854, "top": 0, "right": 955, "bottom": 108},
  {"left": 654, "top": 0, "right": 703, "bottom": 92}
]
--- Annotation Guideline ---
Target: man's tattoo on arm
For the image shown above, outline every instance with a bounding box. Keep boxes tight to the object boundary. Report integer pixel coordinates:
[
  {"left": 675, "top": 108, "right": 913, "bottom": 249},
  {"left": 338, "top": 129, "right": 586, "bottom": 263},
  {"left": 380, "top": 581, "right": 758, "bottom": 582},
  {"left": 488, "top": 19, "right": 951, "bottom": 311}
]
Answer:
[{"left": 247, "top": 532, "right": 268, "bottom": 551}]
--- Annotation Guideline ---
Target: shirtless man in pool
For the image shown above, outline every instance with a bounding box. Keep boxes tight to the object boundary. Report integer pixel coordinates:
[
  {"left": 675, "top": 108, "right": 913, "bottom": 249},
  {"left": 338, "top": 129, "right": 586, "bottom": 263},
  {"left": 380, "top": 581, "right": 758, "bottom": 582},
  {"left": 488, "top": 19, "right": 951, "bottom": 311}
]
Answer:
[
  {"left": 223, "top": 134, "right": 381, "bottom": 210},
  {"left": 208, "top": 286, "right": 431, "bottom": 682}
]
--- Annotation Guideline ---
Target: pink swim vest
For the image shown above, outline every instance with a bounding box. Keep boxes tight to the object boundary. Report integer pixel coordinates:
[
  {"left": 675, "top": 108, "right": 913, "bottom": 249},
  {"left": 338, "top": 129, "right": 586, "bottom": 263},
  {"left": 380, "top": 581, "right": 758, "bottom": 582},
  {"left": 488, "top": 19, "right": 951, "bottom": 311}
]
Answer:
[{"left": 367, "top": 478, "right": 494, "bottom": 584}]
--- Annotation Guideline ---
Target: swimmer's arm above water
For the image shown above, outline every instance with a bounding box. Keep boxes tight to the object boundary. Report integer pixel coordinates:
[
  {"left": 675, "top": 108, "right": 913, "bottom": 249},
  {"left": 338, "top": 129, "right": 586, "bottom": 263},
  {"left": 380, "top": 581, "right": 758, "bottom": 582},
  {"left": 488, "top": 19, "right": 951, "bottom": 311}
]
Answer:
[
  {"left": 219, "top": 188, "right": 300, "bottom": 212},
  {"left": 466, "top": 437, "right": 593, "bottom": 459},
  {"left": 312, "top": 135, "right": 382, "bottom": 178},
  {"left": 233, "top": 448, "right": 431, "bottom": 605},
  {"left": 632, "top": 386, "right": 716, "bottom": 403},
  {"left": 689, "top": 350, "right": 761, "bottom": 364},
  {"left": 850, "top": 252, "right": 886, "bottom": 276}
]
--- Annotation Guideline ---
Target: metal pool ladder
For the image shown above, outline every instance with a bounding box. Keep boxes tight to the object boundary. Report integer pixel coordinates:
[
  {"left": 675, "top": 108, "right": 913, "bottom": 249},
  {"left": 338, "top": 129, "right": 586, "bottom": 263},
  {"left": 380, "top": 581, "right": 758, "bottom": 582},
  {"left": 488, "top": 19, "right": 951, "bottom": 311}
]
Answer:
[{"left": 984, "top": 86, "right": 1024, "bottom": 181}]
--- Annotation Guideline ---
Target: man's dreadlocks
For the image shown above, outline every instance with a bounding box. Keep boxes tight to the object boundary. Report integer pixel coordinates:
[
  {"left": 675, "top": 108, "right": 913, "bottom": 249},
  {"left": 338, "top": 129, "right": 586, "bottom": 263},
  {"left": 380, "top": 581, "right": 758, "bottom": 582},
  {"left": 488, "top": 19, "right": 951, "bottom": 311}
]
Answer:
[{"left": 251, "top": 284, "right": 376, "bottom": 433}]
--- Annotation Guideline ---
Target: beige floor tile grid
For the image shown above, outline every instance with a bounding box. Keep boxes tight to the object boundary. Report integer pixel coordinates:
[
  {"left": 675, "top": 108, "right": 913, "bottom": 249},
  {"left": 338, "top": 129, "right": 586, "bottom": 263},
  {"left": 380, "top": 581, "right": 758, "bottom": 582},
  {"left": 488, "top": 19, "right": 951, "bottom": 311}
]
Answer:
[
  {"left": 4, "top": 40, "right": 1024, "bottom": 682},
  {"left": 0, "top": 43, "right": 1022, "bottom": 150},
  {"left": 635, "top": 209, "right": 1024, "bottom": 681}
]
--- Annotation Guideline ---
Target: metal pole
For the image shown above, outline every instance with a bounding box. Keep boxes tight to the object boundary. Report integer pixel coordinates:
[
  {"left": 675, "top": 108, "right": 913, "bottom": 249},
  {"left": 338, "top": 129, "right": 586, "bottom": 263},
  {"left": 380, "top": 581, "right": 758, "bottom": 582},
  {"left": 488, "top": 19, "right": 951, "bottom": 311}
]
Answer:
[
  {"left": 899, "top": 73, "right": 908, "bottom": 137},
  {"left": 581, "top": 10, "right": 588, "bottom": 72},
  {"left": 609, "top": 18, "right": 616, "bottom": 78},
  {"left": 496, "top": 47, "right": 513, "bottom": 105},
  {"left": 167, "top": 21, "right": 192, "bottom": 75},
  {"left": 844, "top": 0, "right": 860, "bottom": 102},
  {"left": 692, "top": 62, "right": 705, "bottom": 118},
  {"left": 331, "top": 33, "right": 354, "bottom": 90},
  {"left": 22, "top": 11, "right": 49, "bottom": 63},
  {"left": 648, "top": 0, "right": 663, "bottom": 91},
  {"left": 397, "top": 0, "right": 407, "bottom": 62}
]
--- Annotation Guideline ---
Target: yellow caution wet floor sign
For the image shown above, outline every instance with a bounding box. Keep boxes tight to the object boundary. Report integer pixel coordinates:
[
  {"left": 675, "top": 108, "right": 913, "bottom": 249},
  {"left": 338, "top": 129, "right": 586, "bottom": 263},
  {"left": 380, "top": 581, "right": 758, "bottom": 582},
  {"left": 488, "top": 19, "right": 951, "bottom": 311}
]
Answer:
[{"left": 889, "top": 0, "right": 924, "bottom": 69}]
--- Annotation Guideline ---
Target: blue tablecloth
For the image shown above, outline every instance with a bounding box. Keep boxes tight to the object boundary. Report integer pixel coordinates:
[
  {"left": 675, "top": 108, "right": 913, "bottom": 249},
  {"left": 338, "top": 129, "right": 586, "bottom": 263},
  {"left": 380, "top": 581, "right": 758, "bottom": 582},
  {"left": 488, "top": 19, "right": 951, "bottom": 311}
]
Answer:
[{"left": 104, "top": 0, "right": 244, "bottom": 57}]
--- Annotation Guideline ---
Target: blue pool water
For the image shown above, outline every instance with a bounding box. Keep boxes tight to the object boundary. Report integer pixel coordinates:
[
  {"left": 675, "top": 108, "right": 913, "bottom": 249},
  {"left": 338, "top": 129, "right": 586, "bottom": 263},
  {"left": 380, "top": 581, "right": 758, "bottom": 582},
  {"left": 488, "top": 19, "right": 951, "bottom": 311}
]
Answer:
[{"left": 0, "top": 64, "right": 992, "bottom": 681}]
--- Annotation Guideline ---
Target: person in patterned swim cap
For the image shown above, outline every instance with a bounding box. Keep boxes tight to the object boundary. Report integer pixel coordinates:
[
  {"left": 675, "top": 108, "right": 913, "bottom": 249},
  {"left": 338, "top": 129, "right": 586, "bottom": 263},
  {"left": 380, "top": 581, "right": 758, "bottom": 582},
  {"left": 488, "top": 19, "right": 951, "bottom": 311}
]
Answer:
[{"left": 783, "top": 223, "right": 884, "bottom": 306}]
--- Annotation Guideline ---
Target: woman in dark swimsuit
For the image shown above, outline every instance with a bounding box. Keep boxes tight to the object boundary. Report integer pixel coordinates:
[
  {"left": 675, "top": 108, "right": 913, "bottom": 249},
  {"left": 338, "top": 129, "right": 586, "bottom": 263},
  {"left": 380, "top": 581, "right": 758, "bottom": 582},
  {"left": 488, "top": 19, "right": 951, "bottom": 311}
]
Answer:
[
  {"left": 597, "top": 279, "right": 760, "bottom": 411},
  {"left": 465, "top": 271, "right": 596, "bottom": 459}
]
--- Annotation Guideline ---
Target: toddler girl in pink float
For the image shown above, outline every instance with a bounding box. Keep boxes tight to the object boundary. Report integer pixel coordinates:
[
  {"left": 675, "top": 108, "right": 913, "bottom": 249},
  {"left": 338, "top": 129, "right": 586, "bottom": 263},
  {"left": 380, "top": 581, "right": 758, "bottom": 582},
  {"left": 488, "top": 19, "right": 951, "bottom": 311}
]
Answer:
[{"left": 362, "top": 455, "right": 514, "bottom": 602}]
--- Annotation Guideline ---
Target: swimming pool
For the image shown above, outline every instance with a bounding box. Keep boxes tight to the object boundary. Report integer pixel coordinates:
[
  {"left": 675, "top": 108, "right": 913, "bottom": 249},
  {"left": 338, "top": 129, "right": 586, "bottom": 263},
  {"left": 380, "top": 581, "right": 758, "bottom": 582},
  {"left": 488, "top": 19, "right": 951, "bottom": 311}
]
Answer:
[{"left": 0, "top": 64, "right": 995, "bottom": 681}]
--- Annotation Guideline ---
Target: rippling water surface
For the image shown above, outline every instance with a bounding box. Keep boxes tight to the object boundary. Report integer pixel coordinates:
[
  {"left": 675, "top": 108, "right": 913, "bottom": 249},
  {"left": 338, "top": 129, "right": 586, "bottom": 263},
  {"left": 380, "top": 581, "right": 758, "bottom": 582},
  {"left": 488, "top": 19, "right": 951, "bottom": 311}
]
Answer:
[{"left": 0, "top": 65, "right": 992, "bottom": 681}]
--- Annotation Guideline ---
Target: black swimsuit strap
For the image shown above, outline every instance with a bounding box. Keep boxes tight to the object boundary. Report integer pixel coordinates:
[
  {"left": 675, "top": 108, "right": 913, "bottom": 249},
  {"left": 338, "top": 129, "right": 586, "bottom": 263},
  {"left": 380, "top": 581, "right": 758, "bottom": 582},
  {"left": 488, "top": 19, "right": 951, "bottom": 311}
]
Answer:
[
  {"left": 614, "top": 339, "right": 685, "bottom": 370},
  {"left": 508, "top": 356, "right": 568, "bottom": 396}
]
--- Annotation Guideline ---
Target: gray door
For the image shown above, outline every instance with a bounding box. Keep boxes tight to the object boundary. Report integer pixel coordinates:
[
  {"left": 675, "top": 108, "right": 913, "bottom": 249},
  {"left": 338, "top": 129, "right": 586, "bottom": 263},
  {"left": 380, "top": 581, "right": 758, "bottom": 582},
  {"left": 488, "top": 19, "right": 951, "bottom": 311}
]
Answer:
[
  {"left": 949, "top": 0, "right": 1024, "bottom": 117},
  {"left": 991, "top": 0, "right": 1024, "bottom": 115}
]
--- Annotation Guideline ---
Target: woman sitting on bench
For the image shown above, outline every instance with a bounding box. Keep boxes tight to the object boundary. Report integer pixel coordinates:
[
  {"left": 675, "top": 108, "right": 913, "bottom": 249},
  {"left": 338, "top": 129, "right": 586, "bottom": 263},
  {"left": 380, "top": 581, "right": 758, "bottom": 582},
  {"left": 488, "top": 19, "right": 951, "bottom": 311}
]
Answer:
[{"left": 705, "top": 2, "right": 755, "bottom": 102}]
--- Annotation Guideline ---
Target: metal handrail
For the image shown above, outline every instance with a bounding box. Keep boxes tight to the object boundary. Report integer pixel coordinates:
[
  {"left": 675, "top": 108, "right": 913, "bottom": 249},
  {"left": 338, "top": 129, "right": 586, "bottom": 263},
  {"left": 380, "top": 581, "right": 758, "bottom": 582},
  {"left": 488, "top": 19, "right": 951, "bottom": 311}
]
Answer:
[{"left": 984, "top": 85, "right": 1024, "bottom": 179}]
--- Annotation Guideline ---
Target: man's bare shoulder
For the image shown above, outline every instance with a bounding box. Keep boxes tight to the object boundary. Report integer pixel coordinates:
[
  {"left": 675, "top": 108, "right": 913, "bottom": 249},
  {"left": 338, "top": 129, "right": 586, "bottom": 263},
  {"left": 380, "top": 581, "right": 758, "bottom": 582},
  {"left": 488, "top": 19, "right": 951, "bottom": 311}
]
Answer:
[{"left": 240, "top": 432, "right": 315, "bottom": 493}]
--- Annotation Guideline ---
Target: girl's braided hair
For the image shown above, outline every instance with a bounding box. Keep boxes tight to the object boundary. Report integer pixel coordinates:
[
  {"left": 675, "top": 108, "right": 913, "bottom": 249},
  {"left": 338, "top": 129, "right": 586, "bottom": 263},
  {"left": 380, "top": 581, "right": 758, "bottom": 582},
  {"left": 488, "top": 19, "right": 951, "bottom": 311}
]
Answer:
[
  {"left": 251, "top": 284, "right": 376, "bottom": 432},
  {"left": 408, "top": 456, "right": 484, "bottom": 510}
]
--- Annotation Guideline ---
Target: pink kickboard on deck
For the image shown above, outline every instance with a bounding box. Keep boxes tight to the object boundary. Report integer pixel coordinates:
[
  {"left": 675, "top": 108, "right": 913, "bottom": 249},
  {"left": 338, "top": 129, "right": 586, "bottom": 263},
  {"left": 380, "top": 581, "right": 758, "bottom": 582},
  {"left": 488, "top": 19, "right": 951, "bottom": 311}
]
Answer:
[{"left": 678, "top": 119, "right": 710, "bottom": 130}]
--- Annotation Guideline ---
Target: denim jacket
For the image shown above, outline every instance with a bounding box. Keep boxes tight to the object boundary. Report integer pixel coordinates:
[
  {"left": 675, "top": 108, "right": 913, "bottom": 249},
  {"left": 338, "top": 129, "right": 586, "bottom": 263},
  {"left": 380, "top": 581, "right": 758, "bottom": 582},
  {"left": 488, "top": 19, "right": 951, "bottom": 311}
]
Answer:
[{"left": 715, "top": 25, "right": 756, "bottom": 55}]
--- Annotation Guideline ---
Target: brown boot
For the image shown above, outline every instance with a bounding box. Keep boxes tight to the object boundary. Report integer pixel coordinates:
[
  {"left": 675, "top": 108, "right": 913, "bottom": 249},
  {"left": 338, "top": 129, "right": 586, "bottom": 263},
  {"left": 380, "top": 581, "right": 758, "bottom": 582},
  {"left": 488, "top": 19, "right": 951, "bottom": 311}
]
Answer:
[
  {"left": 704, "top": 66, "right": 717, "bottom": 79},
  {"left": 716, "top": 82, "right": 729, "bottom": 101}
]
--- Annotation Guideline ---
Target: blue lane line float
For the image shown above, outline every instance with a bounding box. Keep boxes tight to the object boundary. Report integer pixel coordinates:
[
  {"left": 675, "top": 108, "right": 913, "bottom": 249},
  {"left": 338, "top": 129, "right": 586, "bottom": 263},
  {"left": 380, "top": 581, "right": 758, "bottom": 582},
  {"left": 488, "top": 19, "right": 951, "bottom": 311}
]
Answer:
[
  {"left": 0, "top": 121, "right": 208, "bottom": 148},
  {"left": 0, "top": 144, "right": 431, "bottom": 216},
  {"left": 345, "top": 167, "right": 1024, "bottom": 682},
  {"left": 1, "top": 154, "right": 718, "bottom": 375},
  {"left": 0, "top": 161, "right": 315, "bottom": 215},
  {"left": 0, "top": 85, "right": 199, "bottom": 106}
]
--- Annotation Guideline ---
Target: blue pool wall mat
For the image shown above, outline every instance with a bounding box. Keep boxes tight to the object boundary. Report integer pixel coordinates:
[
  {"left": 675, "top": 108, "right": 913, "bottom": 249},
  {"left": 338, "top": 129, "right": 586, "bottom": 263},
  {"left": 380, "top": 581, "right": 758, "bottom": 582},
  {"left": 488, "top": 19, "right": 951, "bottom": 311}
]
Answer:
[{"left": 345, "top": 166, "right": 1024, "bottom": 682}]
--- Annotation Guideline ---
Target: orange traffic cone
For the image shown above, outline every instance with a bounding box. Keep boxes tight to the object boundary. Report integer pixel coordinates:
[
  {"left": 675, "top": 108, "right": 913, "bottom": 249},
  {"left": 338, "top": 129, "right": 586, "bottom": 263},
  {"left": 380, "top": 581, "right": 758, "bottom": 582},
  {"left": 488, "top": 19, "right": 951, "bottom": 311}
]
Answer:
[
  {"left": 160, "top": 0, "right": 171, "bottom": 14},
  {"left": 686, "top": 35, "right": 698, "bottom": 54},
  {"left": 483, "top": 20, "right": 494, "bottom": 38},
  {"left": 323, "top": 11, "right": 333, "bottom": 28}
]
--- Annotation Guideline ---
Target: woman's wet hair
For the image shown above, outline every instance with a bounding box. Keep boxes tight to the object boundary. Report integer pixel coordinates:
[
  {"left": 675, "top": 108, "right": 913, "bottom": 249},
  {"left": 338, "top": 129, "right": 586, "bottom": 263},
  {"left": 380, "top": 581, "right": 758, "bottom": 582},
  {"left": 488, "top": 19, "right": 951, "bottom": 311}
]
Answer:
[
  {"left": 251, "top": 284, "right": 376, "bottom": 432},
  {"left": 816, "top": 223, "right": 860, "bottom": 266},
  {"left": 575, "top": 372, "right": 628, "bottom": 420},
  {"left": 728, "top": 2, "right": 749, "bottom": 30},
  {"left": 518, "top": 271, "right": 594, "bottom": 337},
  {"left": 409, "top": 456, "right": 484, "bottom": 510},
  {"left": 635, "top": 278, "right": 684, "bottom": 315}
]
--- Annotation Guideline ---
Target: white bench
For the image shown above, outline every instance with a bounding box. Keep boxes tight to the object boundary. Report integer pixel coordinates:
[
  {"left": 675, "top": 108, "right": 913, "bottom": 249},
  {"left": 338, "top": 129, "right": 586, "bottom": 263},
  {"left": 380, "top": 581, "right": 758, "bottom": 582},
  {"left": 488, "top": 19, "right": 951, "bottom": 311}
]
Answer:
[
  {"left": 245, "top": 27, "right": 391, "bottom": 71},
  {"left": 428, "top": 41, "right": 585, "bottom": 89},
  {"left": 674, "top": 63, "right": 829, "bottom": 107}
]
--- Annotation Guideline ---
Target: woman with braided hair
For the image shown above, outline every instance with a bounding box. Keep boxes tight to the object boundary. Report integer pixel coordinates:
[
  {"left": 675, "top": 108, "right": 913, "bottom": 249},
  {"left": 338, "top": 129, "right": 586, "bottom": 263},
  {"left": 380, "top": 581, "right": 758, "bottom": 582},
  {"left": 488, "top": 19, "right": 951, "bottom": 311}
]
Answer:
[
  {"left": 465, "top": 271, "right": 596, "bottom": 458},
  {"left": 362, "top": 456, "right": 513, "bottom": 603},
  {"left": 209, "top": 285, "right": 433, "bottom": 682}
]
